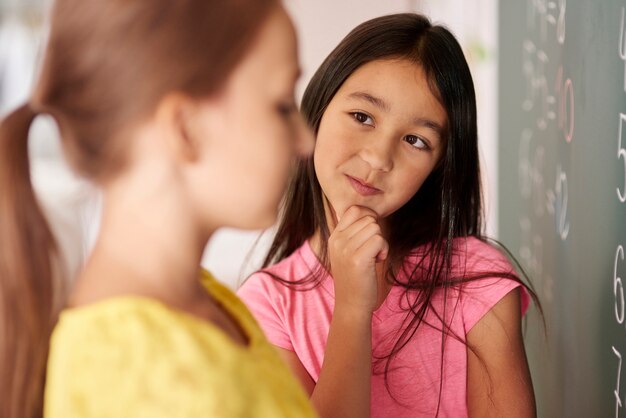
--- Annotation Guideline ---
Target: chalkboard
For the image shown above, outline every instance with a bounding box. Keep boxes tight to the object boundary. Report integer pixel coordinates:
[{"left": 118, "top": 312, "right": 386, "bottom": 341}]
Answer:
[{"left": 498, "top": 1, "right": 626, "bottom": 416}]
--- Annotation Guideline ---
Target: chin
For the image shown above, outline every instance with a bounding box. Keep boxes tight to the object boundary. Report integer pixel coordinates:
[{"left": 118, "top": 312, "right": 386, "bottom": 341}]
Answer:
[{"left": 334, "top": 201, "right": 378, "bottom": 218}]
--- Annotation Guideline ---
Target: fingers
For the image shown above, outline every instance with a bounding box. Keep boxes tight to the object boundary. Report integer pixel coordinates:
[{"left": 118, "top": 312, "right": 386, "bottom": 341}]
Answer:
[
  {"left": 344, "top": 216, "right": 379, "bottom": 241},
  {"left": 335, "top": 206, "right": 378, "bottom": 232},
  {"left": 346, "top": 224, "right": 388, "bottom": 262},
  {"left": 375, "top": 239, "right": 389, "bottom": 262},
  {"left": 327, "top": 205, "right": 388, "bottom": 314},
  {"left": 330, "top": 205, "right": 388, "bottom": 262}
]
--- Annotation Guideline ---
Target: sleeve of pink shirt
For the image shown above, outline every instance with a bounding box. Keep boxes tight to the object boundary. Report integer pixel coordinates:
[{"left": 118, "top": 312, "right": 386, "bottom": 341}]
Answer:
[
  {"left": 238, "top": 272, "right": 294, "bottom": 351},
  {"left": 456, "top": 239, "right": 531, "bottom": 333}
]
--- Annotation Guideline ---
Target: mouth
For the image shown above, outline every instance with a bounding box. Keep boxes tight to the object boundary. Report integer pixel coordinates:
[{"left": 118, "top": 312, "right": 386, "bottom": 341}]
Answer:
[{"left": 345, "top": 175, "right": 383, "bottom": 196}]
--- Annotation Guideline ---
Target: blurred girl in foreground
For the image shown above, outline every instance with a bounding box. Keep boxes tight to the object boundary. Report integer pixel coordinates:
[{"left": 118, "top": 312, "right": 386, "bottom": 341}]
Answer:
[{"left": 0, "top": 1, "right": 317, "bottom": 417}]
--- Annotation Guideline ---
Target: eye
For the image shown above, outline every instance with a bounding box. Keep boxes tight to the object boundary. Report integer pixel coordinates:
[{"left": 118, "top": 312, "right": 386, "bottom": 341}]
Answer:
[
  {"left": 404, "top": 134, "right": 430, "bottom": 150},
  {"left": 350, "top": 111, "right": 374, "bottom": 126}
]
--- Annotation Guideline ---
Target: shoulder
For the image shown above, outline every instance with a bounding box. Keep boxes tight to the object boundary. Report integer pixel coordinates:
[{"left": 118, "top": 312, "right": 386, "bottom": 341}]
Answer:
[
  {"left": 403, "top": 236, "right": 516, "bottom": 282},
  {"left": 44, "top": 288, "right": 313, "bottom": 416},
  {"left": 449, "top": 237, "right": 530, "bottom": 331},
  {"left": 45, "top": 275, "right": 318, "bottom": 418},
  {"left": 237, "top": 246, "right": 316, "bottom": 322},
  {"left": 45, "top": 297, "right": 260, "bottom": 418},
  {"left": 238, "top": 242, "right": 323, "bottom": 301},
  {"left": 451, "top": 236, "right": 515, "bottom": 274},
  {"left": 402, "top": 237, "right": 528, "bottom": 333},
  {"left": 49, "top": 297, "right": 184, "bottom": 349},
  {"left": 47, "top": 297, "right": 228, "bottom": 374},
  {"left": 45, "top": 299, "right": 224, "bottom": 416},
  {"left": 237, "top": 243, "right": 330, "bottom": 351}
]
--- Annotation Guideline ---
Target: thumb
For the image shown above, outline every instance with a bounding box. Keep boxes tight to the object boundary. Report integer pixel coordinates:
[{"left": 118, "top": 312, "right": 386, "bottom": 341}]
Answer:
[{"left": 376, "top": 241, "right": 389, "bottom": 262}]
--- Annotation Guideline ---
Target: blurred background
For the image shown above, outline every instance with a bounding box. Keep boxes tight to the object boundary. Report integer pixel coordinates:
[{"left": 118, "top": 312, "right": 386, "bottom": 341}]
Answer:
[{"left": 0, "top": 0, "right": 498, "bottom": 289}]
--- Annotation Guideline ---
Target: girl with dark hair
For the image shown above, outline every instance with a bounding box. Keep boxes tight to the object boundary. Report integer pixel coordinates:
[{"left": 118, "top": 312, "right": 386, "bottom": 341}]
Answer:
[
  {"left": 239, "top": 13, "right": 538, "bottom": 417},
  {"left": 0, "top": 1, "right": 318, "bottom": 417}
]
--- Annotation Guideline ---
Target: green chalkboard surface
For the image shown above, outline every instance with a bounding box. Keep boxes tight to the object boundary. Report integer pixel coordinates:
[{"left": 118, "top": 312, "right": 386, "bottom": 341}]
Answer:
[{"left": 499, "top": 1, "right": 626, "bottom": 416}]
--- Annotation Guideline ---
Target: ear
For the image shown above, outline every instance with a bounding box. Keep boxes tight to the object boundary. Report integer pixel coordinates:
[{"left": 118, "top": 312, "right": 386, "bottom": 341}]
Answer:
[{"left": 154, "top": 92, "right": 202, "bottom": 163}]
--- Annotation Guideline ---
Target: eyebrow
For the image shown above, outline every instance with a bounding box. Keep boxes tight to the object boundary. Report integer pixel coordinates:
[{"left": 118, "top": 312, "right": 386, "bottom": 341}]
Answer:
[
  {"left": 414, "top": 117, "right": 444, "bottom": 136},
  {"left": 348, "top": 92, "right": 390, "bottom": 112},
  {"left": 347, "top": 91, "right": 444, "bottom": 137}
]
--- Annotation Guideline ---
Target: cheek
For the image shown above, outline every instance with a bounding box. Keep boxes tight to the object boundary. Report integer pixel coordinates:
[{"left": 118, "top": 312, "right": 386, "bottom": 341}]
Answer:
[
  {"left": 392, "top": 162, "right": 436, "bottom": 205},
  {"left": 313, "top": 134, "right": 332, "bottom": 179},
  {"left": 400, "top": 178, "right": 426, "bottom": 203},
  {"left": 213, "top": 111, "right": 287, "bottom": 196},
  {"left": 314, "top": 123, "right": 353, "bottom": 171},
  {"left": 313, "top": 138, "right": 345, "bottom": 196},
  {"left": 192, "top": 100, "right": 293, "bottom": 228},
  {"left": 249, "top": 116, "right": 295, "bottom": 201},
  {"left": 315, "top": 112, "right": 345, "bottom": 153}
]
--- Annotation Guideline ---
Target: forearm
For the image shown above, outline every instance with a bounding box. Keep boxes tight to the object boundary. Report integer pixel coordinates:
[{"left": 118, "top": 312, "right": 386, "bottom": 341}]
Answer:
[{"left": 311, "top": 308, "right": 372, "bottom": 418}]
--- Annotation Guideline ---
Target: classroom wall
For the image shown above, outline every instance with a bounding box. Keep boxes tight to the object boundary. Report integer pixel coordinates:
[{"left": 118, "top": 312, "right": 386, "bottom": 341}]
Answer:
[
  {"left": 498, "top": 1, "right": 626, "bottom": 414},
  {"left": 0, "top": 0, "right": 499, "bottom": 290}
]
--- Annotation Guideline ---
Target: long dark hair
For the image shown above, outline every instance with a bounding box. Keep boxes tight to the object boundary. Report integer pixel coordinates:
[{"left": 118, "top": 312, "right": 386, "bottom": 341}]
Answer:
[
  {"left": 0, "top": 0, "right": 277, "bottom": 416},
  {"left": 263, "top": 13, "right": 540, "bottom": 405}
]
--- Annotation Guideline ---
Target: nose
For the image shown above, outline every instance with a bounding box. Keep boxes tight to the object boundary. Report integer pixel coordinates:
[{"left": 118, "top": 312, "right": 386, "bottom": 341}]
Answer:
[
  {"left": 359, "top": 134, "right": 394, "bottom": 172},
  {"left": 293, "top": 112, "right": 315, "bottom": 158}
]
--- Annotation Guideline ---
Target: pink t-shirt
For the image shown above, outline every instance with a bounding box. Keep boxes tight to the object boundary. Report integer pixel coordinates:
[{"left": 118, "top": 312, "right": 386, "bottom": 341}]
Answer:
[{"left": 238, "top": 237, "right": 529, "bottom": 417}]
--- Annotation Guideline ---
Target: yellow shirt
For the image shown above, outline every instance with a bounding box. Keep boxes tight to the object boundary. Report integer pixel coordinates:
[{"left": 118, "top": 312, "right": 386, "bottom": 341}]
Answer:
[{"left": 44, "top": 270, "right": 317, "bottom": 418}]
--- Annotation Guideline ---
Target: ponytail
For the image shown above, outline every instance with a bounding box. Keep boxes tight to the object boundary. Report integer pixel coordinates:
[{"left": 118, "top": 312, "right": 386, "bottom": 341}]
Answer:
[{"left": 0, "top": 104, "right": 62, "bottom": 418}]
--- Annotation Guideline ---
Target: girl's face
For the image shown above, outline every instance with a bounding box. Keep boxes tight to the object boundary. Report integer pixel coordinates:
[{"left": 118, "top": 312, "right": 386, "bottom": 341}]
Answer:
[
  {"left": 314, "top": 58, "right": 447, "bottom": 222},
  {"left": 187, "top": 6, "right": 313, "bottom": 231}
]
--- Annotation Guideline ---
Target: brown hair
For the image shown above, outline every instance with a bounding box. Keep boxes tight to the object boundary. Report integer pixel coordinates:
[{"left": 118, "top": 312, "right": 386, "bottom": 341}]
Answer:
[{"left": 0, "top": 0, "right": 277, "bottom": 416}]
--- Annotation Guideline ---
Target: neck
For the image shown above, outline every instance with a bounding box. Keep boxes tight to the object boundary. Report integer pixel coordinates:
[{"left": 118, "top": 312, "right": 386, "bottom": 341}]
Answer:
[{"left": 69, "top": 160, "right": 211, "bottom": 309}]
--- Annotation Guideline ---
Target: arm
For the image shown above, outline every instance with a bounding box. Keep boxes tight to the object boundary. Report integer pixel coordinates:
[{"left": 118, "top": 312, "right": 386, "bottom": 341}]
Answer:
[
  {"left": 274, "top": 313, "right": 372, "bottom": 418},
  {"left": 302, "top": 206, "right": 386, "bottom": 418},
  {"left": 275, "top": 308, "right": 373, "bottom": 418},
  {"left": 466, "top": 288, "right": 536, "bottom": 417},
  {"left": 311, "top": 306, "right": 373, "bottom": 418},
  {"left": 274, "top": 347, "right": 315, "bottom": 395}
]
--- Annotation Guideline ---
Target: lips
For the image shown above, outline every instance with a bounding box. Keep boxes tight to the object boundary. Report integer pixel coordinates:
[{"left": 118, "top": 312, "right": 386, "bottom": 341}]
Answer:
[{"left": 346, "top": 175, "right": 382, "bottom": 196}]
